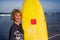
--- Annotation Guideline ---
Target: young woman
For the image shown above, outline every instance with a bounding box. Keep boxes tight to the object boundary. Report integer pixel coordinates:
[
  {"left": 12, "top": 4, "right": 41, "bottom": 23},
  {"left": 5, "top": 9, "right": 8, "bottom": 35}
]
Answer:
[{"left": 9, "top": 9, "right": 24, "bottom": 40}]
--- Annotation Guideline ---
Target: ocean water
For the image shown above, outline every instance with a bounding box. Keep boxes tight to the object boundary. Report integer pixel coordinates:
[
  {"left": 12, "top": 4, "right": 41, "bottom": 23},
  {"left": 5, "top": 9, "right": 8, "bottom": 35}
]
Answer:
[{"left": 0, "top": 13, "right": 60, "bottom": 40}]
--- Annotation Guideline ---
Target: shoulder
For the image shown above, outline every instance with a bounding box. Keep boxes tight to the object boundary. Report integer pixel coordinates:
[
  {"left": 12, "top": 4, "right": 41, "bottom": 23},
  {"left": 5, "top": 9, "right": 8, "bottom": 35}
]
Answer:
[
  {"left": 9, "top": 23, "right": 16, "bottom": 33},
  {"left": 10, "top": 23, "right": 18, "bottom": 30},
  {"left": 9, "top": 24, "right": 14, "bottom": 33}
]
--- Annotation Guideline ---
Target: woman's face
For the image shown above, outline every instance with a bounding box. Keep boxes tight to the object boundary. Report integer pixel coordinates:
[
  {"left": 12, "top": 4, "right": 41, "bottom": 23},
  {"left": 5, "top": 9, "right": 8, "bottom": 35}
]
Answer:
[{"left": 14, "top": 13, "right": 21, "bottom": 22}]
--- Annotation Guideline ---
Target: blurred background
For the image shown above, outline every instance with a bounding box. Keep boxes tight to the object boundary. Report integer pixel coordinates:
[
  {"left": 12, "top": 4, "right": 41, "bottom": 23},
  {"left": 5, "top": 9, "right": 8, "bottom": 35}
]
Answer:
[{"left": 0, "top": 0, "right": 60, "bottom": 40}]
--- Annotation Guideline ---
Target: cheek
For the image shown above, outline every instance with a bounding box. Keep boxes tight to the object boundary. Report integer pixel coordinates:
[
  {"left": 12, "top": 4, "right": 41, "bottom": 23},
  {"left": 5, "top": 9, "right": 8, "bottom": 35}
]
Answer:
[{"left": 15, "top": 16, "right": 21, "bottom": 20}]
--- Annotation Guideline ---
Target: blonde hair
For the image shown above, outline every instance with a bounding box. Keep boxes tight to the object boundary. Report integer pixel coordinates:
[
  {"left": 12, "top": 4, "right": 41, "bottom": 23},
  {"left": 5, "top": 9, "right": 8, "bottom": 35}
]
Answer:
[{"left": 11, "top": 9, "right": 22, "bottom": 20}]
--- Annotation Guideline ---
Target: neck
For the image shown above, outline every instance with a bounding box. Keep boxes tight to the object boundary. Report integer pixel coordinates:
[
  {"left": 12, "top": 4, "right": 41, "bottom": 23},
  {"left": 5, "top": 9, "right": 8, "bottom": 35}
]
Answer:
[{"left": 14, "top": 21, "right": 20, "bottom": 26}]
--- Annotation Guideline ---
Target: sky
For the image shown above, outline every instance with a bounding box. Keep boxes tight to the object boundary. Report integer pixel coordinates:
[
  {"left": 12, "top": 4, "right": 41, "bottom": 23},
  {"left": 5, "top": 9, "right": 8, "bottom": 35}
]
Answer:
[{"left": 0, "top": 0, "right": 60, "bottom": 13}]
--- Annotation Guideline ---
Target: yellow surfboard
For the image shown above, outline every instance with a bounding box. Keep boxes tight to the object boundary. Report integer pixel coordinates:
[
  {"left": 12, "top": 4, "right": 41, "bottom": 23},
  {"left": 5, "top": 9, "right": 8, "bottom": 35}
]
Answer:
[{"left": 22, "top": 0, "right": 48, "bottom": 40}]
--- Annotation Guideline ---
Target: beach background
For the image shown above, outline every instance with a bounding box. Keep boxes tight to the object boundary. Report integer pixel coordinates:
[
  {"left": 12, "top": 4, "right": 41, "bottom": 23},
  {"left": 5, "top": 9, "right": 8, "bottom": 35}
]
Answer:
[{"left": 0, "top": 0, "right": 60, "bottom": 40}]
